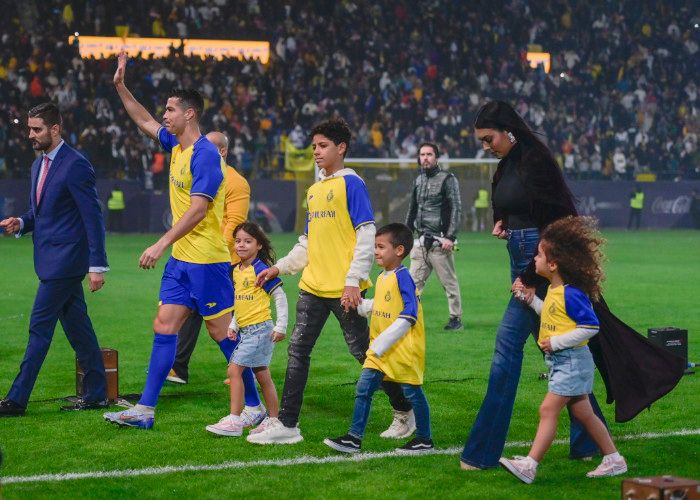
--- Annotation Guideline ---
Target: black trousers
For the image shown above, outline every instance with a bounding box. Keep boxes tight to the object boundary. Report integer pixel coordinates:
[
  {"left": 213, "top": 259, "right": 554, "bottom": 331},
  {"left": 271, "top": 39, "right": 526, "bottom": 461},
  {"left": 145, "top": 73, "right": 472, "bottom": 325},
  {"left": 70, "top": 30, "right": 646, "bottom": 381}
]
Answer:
[
  {"left": 278, "top": 290, "right": 411, "bottom": 428},
  {"left": 171, "top": 314, "right": 203, "bottom": 381},
  {"left": 627, "top": 208, "right": 642, "bottom": 229}
]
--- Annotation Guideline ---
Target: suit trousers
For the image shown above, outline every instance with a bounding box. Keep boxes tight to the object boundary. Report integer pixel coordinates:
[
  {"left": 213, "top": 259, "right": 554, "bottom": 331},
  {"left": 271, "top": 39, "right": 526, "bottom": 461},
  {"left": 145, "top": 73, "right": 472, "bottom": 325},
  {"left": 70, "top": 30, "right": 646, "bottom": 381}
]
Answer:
[
  {"left": 7, "top": 276, "right": 106, "bottom": 407},
  {"left": 171, "top": 313, "right": 203, "bottom": 381}
]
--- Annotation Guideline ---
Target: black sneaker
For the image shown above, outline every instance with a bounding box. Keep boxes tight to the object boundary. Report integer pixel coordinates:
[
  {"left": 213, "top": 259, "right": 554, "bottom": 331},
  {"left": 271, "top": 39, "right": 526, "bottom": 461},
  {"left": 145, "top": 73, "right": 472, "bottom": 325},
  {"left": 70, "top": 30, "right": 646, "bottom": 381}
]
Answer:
[
  {"left": 0, "top": 398, "right": 26, "bottom": 417},
  {"left": 444, "top": 317, "right": 463, "bottom": 330},
  {"left": 323, "top": 434, "right": 361, "bottom": 453},
  {"left": 396, "top": 437, "right": 434, "bottom": 454}
]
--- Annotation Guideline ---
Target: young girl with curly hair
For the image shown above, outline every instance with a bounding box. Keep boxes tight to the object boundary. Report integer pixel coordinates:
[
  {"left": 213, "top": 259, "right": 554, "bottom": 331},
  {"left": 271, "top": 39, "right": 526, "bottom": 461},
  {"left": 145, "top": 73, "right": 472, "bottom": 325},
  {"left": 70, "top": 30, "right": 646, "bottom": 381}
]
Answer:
[{"left": 500, "top": 216, "right": 627, "bottom": 483}]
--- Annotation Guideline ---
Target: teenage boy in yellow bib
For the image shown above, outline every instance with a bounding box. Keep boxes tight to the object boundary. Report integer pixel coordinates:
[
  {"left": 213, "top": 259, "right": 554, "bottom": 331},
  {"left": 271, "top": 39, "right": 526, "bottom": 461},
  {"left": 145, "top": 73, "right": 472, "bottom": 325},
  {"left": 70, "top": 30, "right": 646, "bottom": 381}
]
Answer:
[{"left": 250, "top": 119, "right": 412, "bottom": 444}]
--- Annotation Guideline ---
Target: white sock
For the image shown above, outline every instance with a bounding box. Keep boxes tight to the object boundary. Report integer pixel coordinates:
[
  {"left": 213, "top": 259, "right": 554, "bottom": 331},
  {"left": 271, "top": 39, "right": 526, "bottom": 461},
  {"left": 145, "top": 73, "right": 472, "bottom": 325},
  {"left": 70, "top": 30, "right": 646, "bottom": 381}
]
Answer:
[
  {"left": 245, "top": 404, "right": 263, "bottom": 413},
  {"left": 134, "top": 404, "right": 155, "bottom": 415},
  {"left": 604, "top": 451, "right": 621, "bottom": 461},
  {"left": 229, "top": 414, "right": 242, "bottom": 421},
  {"left": 525, "top": 456, "right": 539, "bottom": 467}
]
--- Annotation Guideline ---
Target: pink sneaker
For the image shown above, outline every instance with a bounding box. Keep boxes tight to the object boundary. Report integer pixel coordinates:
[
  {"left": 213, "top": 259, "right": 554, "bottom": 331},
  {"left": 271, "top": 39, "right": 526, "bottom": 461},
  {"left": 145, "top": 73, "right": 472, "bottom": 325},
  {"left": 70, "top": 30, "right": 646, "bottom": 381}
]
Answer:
[
  {"left": 205, "top": 415, "right": 243, "bottom": 437},
  {"left": 499, "top": 457, "right": 537, "bottom": 484},
  {"left": 249, "top": 416, "right": 280, "bottom": 435},
  {"left": 587, "top": 455, "right": 628, "bottom": 478}
]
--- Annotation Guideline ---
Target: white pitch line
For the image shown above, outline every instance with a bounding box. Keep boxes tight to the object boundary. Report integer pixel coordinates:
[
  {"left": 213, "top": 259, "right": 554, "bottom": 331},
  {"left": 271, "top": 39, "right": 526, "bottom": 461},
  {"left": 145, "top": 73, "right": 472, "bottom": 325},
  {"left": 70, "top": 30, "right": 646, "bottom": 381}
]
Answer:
[
  {"left": 0, "top": 313, "right": 24, "bottom": 321},
  {"left": 2, "top": 428, "right": 699, "bottom": 485}
]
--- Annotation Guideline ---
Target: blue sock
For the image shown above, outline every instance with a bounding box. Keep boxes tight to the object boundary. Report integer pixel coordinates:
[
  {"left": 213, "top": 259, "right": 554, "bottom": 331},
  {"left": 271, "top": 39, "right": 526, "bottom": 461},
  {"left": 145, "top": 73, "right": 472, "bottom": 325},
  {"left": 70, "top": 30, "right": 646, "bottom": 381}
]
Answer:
[
  {"left": 218, "top": 337, "right": 237, "bottom": 362},
  {"left": 218, "top": 337, "right": 261, "bottom": 407},
  {"left": 242, "top": 367, "right": 261, "bottom": 407},
  {"left": 139, "top": 333, "right": 177, "bottom": 407}
]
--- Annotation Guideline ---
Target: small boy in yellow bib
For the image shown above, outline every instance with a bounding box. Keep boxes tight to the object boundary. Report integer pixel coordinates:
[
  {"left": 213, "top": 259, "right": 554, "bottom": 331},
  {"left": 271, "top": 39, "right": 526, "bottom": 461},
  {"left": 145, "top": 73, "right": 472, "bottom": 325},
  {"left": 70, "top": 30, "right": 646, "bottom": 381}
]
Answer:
[{"left": 324, "top": 223, "right": 433, "bottom": 454}]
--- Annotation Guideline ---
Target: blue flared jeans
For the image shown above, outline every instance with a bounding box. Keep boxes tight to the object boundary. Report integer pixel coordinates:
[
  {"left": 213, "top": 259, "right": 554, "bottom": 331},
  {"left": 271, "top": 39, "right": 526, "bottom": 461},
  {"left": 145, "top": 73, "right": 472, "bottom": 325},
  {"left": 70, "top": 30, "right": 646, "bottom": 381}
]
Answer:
[{"left": 460, "top": 228, "right": 607, "bottom": 468}]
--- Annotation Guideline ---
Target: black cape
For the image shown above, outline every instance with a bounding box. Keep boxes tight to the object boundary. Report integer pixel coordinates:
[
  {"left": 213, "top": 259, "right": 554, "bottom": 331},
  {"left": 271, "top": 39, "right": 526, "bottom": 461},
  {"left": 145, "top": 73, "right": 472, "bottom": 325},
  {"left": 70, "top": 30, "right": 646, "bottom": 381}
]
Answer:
[{"left": 589, "top": 297, "right": 686, "bottom": 423}]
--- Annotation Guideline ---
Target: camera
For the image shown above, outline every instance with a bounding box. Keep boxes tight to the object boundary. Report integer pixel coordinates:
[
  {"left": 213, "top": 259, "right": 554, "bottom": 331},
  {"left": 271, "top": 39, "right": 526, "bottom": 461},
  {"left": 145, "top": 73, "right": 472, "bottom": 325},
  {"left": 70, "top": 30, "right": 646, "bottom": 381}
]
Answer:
[{"left": 422, "top": 233, "right": 436, "bottom": 250}]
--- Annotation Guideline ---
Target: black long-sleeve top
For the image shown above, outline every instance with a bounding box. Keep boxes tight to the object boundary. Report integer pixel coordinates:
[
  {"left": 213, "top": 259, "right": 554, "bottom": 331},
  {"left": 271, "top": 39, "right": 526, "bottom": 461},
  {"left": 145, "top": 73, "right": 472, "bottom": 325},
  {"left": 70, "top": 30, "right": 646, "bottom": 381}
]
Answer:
[{"left": 491, "top": 142, "right": 577, "bottom": 286}]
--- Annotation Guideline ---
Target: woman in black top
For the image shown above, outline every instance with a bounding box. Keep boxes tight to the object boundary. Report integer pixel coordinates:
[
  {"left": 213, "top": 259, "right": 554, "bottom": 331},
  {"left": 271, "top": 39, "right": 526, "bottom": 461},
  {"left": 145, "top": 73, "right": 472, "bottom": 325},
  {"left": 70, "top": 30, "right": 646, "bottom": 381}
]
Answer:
[{"left": 460, "top": 101, "right": 608, "bottom": 470}]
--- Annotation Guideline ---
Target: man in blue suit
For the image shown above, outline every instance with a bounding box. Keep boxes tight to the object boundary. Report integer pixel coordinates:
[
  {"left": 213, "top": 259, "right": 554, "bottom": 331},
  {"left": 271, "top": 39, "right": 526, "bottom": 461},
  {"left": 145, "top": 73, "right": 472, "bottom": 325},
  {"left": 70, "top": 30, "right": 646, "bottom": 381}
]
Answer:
[{"left": 0, "top": 102, "right": 110, "bottom": 416}]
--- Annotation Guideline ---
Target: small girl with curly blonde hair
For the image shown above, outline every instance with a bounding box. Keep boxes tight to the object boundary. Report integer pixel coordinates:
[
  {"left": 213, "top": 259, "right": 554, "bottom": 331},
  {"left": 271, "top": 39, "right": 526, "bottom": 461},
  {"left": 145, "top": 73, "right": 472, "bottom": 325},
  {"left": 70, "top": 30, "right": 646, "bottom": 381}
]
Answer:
[{"left": 501, "top": 216, "right": 627, "bottom": 484}]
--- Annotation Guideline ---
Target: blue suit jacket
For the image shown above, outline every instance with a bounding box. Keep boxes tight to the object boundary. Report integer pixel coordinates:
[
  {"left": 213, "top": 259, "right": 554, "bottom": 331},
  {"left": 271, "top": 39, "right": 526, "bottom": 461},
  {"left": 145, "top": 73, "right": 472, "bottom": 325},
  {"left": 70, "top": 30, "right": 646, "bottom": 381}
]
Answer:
[{"left": 20, "top": 142, "right": 108, "bottom": 281}]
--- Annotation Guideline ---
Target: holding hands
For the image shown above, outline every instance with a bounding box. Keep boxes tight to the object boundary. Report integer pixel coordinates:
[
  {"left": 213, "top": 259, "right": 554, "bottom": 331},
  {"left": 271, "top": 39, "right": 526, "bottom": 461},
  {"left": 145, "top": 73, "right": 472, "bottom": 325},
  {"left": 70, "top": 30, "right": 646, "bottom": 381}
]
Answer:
[
  {"left": 341, "top": 285, "right": 361, "bottom": 312},
  {"left": 511, "top": 277, "right": 535, "bottom": 304}
]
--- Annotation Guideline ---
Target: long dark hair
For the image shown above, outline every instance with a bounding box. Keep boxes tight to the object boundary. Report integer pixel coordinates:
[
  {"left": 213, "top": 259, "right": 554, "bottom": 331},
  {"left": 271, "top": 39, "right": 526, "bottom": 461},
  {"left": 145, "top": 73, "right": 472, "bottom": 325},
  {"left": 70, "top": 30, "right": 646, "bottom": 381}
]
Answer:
[
  {"left": 475, "top": 100, "right": 577, "bottom": 215},
  {"left": 474, "top": 100, "right": 553, "bottom": 161},
  {"left": 233, "top": 221, "right": 276, "bottom": 266}
]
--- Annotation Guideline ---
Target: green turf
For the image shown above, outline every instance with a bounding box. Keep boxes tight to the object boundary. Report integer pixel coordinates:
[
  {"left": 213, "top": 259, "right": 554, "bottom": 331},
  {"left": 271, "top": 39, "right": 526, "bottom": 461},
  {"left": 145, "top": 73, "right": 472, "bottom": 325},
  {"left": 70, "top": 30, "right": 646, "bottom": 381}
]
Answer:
[{"left": 1, "top": 230, "right": 699, "bottom": 498}]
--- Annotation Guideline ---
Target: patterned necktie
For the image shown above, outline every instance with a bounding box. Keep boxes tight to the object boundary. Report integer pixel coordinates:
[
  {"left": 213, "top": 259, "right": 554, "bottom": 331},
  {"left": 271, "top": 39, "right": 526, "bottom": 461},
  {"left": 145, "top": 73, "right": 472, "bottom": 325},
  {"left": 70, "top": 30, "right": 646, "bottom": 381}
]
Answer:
[{"left": 36, "top": 155, "right": 50, "bottom": 205}]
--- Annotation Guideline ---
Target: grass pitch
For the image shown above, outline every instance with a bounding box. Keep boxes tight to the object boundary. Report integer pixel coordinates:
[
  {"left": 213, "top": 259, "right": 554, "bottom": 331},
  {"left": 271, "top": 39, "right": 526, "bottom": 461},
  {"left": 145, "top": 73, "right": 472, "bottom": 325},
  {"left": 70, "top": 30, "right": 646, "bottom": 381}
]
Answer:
[{"left": 0, "top": 230, "right": 698, "bottom": 498}]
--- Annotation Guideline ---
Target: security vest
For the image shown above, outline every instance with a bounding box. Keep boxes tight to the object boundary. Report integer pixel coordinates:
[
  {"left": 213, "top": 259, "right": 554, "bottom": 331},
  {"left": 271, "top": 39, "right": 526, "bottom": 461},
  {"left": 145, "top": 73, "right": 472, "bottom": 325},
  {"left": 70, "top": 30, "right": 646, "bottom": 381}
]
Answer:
[
  {"left": 630, "top": 191, "right": 644, "bottom": 209},
  {"left": 474, "top": 188, "right": 489, "bottom": 208},
  {"left": 108, "top": 190, "right": 125, "bottom": 210}
]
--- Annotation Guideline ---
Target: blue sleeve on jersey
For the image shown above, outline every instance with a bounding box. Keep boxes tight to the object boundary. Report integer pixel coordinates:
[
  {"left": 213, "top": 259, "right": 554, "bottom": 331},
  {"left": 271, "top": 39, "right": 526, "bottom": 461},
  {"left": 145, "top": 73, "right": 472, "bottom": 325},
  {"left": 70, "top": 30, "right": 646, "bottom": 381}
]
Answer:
[
  {"left": 254, "top": 259, "right": 282, "bottom": 294},
  {"left": 304, "top": 211, "right": 309, "bottom": 236},
  {"left": 395, "top": 267, "right": 418, "bottom": 325},
  {"left": 190, "top": 140, "right": 224, "bottom": 201},
  {"left": 158, "top": 127, "right": 178, "bottom": 153},
  {"left": 344, "top": 175, "right": 375, "bottom": 230},
  {"left": 564, "top": 286, "right": 599, "bottom": 328}
]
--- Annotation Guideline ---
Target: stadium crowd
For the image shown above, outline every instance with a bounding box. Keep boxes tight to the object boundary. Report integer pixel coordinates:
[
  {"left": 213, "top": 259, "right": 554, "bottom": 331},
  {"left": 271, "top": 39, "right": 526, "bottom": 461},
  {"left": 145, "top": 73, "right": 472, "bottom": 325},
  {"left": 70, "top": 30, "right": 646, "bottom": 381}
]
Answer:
[{"left": 0, "top": 0, "right": 699, "bottom": 182}]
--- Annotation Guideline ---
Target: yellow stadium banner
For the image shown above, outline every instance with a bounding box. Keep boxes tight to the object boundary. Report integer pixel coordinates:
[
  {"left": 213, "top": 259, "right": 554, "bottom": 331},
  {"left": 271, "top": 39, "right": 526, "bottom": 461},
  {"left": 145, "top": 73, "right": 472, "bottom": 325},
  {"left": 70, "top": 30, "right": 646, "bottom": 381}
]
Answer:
[
  {"left": 183, "top": 39, "right": 269, "bottom": 63},
  {"left": 68, "top": 36, "right": 180, "bottom": 58},
  {"left": 67, "top": 36, "right": 270, "bottom": 63},
  {"left": 285, "top": 143, "right": 314, "bottom": 172}
]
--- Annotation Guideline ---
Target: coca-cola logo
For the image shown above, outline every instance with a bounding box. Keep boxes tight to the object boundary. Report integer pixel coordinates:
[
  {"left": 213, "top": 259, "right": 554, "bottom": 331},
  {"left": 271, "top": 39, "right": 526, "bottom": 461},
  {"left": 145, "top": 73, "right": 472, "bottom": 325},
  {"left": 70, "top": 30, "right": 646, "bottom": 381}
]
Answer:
[{"left": 651, "top": 196, "right": 690, "bottom": 215}]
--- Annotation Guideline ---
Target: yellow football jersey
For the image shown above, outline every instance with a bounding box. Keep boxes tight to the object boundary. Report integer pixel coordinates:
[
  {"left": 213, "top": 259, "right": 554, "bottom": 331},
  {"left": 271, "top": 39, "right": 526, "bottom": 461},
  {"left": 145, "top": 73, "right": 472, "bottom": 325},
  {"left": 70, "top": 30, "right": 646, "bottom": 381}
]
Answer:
[
  {"left": 232, "top": 258, "right": 283, "bottom": 328},
  {"left": 364, "top": 266, "right": 425, "bottom": 385},
  {"left": 539, "top": 285, "right": 599, "bottom": 348},
  {"left": 159, "top": 128, "right": 229, "bottom": 264},
  {"left": 300, "top": 172, "right": 373, "bottom": 298}
]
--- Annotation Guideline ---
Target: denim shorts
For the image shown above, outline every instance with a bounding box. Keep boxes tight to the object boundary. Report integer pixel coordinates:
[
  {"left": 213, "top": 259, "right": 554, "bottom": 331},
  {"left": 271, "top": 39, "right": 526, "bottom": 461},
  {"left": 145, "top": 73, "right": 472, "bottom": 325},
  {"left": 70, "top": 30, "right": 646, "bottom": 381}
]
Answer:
[
  {"left": 545, "top": 345, "right": 594, "bottom": 397},
  {"left": 230, "top": 320, "right": 275, "bottom": 368}
]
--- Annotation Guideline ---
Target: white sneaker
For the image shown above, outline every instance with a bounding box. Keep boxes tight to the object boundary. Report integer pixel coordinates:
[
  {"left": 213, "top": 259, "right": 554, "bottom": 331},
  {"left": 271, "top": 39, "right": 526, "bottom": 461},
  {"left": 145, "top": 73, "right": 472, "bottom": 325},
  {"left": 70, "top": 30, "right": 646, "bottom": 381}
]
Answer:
[
  {"left": 587, "top": 455, "right": 628, "bottom": 478},
  {"left": 249, "top": 416, "right": 279, "bottom": 435},
  {"left": 499, "top": 456, "right": 537, "bottom": 484},
  {"left": 380, "top": 409, "right": 416, "bottom": 439},
  {"left": 240, "top": 405, "right": 267, "bottom": 428},
  {"left": 246, "top": 418, "right": 303, "bottom": 444},
  {"left": 205, "top": 415, "right": 243, "bottom": 437},
  {"left": 165, "top": 369, "right": 187, "bottom": 385}
]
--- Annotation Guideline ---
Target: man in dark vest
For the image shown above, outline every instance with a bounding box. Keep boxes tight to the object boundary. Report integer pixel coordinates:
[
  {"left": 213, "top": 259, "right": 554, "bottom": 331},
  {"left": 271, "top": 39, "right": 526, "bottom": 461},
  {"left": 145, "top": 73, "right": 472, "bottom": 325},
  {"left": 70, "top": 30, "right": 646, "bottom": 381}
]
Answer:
[{"left": 406, "top": 142, "right": 463, "bottom": 330}]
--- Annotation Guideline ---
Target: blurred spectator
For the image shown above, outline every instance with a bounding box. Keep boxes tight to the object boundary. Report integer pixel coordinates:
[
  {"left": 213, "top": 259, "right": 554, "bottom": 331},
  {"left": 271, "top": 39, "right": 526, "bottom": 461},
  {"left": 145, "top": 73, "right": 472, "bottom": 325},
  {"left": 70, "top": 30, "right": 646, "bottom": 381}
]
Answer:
[{"left": 0, "top": 0, "right": 698, "bottom": 182}]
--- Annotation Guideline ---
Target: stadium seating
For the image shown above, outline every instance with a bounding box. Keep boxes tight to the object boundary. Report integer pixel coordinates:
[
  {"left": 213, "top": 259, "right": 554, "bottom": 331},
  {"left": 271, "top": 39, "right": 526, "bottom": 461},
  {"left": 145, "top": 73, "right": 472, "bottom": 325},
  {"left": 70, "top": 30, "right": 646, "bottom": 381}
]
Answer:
[{"left": 0, "top": 1, "right": 698, "bottom": 182}]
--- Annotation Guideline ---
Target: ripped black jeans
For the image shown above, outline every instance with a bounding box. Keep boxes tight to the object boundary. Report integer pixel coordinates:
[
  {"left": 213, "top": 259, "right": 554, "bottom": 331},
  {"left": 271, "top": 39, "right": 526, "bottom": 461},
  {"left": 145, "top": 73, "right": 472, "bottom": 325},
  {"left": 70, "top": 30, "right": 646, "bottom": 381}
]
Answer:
[{"left": 278, "top": 290, "right": 412, "bottom": 428}]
